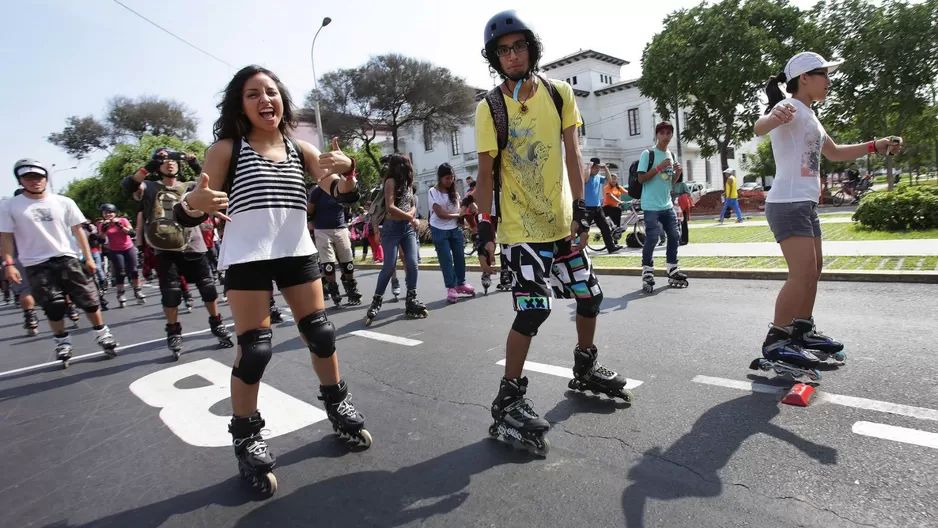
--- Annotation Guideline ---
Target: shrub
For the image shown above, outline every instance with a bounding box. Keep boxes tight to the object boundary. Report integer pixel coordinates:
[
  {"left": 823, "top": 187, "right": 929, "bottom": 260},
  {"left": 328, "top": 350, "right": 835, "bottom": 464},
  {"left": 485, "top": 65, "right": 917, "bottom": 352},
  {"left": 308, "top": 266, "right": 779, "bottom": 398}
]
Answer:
[{"left": 853, "top": 189, "right": 938, "bottom": 231}]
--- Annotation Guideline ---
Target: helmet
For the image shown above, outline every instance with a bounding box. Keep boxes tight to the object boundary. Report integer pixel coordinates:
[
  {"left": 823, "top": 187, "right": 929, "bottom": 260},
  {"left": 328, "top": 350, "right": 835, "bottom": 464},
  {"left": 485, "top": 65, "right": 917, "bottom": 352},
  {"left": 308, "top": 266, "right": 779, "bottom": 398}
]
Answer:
[
  {"left": 483, "top": 10, "right": 534, "bottom": 48},
  {"left": 151, "top": 147, "right": 176, "bottom": 160},
  {"left": 13, "top": 158, "right": 49, "bottom": 180},
  {"left": 100, "top": 203, "right": 117, "bottom": 213}
]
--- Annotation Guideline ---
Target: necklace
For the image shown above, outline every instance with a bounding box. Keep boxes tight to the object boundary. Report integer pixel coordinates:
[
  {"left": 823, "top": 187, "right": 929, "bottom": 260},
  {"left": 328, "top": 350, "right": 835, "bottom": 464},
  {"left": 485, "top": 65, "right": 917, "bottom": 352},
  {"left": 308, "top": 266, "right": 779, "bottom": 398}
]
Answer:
[{"left": 508, "top": 78, "right": 536, "bottom": 114}]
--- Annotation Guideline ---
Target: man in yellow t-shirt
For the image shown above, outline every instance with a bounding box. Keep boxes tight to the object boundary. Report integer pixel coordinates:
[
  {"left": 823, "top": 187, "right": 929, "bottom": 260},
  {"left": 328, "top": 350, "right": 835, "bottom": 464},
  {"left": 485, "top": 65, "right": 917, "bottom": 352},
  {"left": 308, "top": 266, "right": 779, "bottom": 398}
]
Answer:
[
  {"left": 473, "top": 10, "right": 631, "bottom": 455},
  {"left": 719, "top": 168, "right": 744, "bottom": 223}
]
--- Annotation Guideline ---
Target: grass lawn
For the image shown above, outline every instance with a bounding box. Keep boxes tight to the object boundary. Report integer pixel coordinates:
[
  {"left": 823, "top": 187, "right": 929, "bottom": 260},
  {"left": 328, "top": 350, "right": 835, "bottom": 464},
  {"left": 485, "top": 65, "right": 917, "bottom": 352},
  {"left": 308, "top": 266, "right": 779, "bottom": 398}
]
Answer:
[
  {"left": 688, "top": 222, "right": 938, "bottom": 244},
  {"left": 417, "top": 255, "right": 938, "bottom": 271}
]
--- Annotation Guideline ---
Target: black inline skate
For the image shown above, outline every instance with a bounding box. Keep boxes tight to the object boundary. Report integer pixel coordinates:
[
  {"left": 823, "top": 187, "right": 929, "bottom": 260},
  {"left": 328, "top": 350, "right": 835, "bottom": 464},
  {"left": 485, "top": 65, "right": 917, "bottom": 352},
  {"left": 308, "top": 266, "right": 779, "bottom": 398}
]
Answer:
[
  {"left": 269, "top": 297, "right": 284, "bottom": 324},
  {"left": 496, "top": 269, "right": 513, "bottom": 292},
  {"left": 569, "top": 344, "right": 633, "bottom": 402},
  {"left": 133, "top": 285, "right": 146, "bottom": 305},
  {"left": 67, "top": 303, "right": 80, "bottom": 328},
  {"left": 342, "top": 278, "right": 363, "bottom": 306},
  {"left": 209, "top": 314, "right": 233, "bottom": 348},
  {"left": 792, "top": 317, "right": 845, "bottom": 363},
  {"left": 666, "top": 264, "right": 688, "bottom": 288},
  {"left": 363, "top": 294, "right": 382, "bottom": 326},
  {"left": 166, "top": 322, "right": 183, "bottom": 360},
  {"left": 641, "top": 266, "right": 655, "bottom": 293},
  {"left": 229, "top": 411, "right": 277, "bottom": 494},
  {"left": 327, "top": 281, "right": 343, "bottom": 309},
  {"left": 481, "top": 272, "right": 492, "bottom": 295},
  {"left": 318, "top": 380, "right": 372, "bottom": 448},
  {"left": 390, "top": 277, "right": 401, "bottom": 302},
  {"left": 404, "top": 289, "right": 428, "bottom": 319},
  {"left": 116, "top": 288, "right": 127, "bottom": 309},
  {"left": 23, "top": 309, "right": 39, "bottom": 337},
  {"left": 750, "top": 324, "right": 822, "bottom": 382},
  {"left": 95, "top": 325, "right": 119, "bottom": 358},
  {"left": 488, "top": 376, "right": 550, "bottom": 456},
  {"left": 54, "top": 334, "right": 73, "bottom": 368}
]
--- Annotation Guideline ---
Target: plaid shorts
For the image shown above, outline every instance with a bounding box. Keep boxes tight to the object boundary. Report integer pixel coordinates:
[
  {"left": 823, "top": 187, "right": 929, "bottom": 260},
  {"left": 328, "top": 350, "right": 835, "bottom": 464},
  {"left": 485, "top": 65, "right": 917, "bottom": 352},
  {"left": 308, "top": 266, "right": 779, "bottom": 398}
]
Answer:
[{"left": 502, "top": 238, "right": 602, "bottom": 312}]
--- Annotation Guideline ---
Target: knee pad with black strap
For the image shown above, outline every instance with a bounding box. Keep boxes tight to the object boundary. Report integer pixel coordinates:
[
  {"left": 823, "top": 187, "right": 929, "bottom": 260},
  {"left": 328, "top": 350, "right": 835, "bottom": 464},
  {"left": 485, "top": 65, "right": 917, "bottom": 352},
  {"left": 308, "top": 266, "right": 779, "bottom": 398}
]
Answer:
[
  {"left": 511, "top": 308, "right": 551, "bottom": 337},
  {"left": 161, "top": 280, "right": 183, "bottom": 308},
  {"left": 576, "top": 292, "right": 603, "bottom": 319},
  {"left": 196, "top": 277, "right": 218, "bottom": 302},
  {"left": 232, "top": 328, "right": 273, "bottom": 385},
  {"left": 298, "top": 310, "right": 336, "bottom": 358},
  {"left": 43, "top": 293, "right": 69, "bottom": 321},
  {"left": 339, "top": 260, "right": 354, "bottom": 277},
  {"left": 320, "top": 262, "right": 337, "bottom": 280}
]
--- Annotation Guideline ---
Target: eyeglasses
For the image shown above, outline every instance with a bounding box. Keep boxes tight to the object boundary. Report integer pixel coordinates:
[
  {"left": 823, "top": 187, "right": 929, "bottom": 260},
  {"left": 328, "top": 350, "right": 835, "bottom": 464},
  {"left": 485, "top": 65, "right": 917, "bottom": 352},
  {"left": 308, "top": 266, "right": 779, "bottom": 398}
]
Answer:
[
  {"left": 805, "top": 70, "right": 829, "bottom": 79},
  {"left": 495, "top": 40, "right": 529, "bottom": 57}
]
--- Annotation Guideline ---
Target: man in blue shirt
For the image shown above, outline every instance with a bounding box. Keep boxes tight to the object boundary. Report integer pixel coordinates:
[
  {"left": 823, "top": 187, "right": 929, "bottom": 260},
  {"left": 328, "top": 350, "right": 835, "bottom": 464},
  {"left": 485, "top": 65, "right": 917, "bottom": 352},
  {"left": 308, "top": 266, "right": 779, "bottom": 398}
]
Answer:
[
  {"left": 309, "top": 186, "right": 363, "bottom": 308},
  {"left": 636, "top": 122, "right": 688, "bottom": 291},
  {"left": 584, "top": 157, "right": 621, "bottom": 253}
]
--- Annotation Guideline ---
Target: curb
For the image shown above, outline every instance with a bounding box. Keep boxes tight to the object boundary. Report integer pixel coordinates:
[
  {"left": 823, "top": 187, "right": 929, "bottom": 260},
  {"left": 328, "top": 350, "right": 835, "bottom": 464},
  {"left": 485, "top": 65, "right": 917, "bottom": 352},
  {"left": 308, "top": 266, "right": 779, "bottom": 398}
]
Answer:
[{"left": 354, "top": 263, "right": 938, "bottom": 284}]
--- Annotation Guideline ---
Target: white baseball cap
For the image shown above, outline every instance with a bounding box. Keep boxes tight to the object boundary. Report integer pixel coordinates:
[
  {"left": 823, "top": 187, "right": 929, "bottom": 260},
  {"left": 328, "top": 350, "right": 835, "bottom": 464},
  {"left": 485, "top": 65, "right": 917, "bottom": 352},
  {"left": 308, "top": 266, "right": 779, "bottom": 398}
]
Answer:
[
  {"left": 723, "top": 168, "right": 735, "bottom": 175},
  {"left": 784, "top": 52, "right": 844, "bottom": 80}
]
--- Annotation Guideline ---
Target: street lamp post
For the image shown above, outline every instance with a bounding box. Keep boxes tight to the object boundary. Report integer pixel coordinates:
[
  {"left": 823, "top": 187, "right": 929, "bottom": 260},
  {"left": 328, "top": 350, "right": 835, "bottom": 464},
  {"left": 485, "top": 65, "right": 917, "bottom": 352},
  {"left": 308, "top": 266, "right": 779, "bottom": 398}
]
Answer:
[
  {"left": 311, "top": 17, "right": 332, "bottom": 151},
  {"left": 50, "top": 164, "right": 78, "bottom": 194}
]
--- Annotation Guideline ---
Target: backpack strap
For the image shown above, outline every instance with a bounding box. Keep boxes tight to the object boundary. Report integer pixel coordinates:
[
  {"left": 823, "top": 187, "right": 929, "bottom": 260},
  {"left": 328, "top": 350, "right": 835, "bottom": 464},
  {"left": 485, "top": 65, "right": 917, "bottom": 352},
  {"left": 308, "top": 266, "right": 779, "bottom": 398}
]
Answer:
[
  {"left": 484, "top": 85, "right": 510, "bottom": 221},
  {"left": 287, "top": 136, "right": 307, "bottom": 175},
  {"left": 224, "top": 137, "right": 242, "bottom": 197},
  {"left": 645, "top": 147, "right": 656, "bottom": 173}
]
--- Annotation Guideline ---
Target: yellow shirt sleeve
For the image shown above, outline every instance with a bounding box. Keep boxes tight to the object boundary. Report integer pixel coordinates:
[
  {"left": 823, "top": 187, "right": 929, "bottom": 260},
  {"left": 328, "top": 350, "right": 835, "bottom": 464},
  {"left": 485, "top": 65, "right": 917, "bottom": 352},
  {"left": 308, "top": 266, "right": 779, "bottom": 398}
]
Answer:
[{"left": 474, "top": 99, "right": 498, "bottom": 158}]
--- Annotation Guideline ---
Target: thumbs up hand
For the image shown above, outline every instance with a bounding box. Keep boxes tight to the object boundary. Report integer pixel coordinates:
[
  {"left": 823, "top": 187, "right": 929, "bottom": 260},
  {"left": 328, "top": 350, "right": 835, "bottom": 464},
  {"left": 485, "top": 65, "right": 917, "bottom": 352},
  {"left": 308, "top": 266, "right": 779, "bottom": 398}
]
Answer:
[
  {"left": 184, "top": 173, "right": 231, "bottom": 222},
  {"left": 318, "top": 137, "right": 353, "bottom": 175}
]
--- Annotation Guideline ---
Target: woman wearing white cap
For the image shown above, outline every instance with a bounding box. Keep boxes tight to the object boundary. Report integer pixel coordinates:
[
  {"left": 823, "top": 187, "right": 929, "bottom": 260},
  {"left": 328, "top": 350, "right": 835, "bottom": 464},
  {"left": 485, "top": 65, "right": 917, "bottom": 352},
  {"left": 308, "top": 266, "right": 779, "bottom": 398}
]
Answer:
[{"left": 751, "top": 51, "right": 903, "bottom": 380}]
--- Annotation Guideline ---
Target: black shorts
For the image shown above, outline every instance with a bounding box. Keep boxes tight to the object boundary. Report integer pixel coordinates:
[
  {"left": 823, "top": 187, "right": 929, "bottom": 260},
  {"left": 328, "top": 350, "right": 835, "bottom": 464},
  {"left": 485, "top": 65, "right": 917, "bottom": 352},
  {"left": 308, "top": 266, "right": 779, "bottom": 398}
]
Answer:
[
  {"left": 503, "top": 238, "right": 602, "bottom": 312},
  {"left": 25, "top": 256, "right": 100, "bottom": 314},
  {"left": 156, "top": 251, "right": 212, "bottom": 290},
  {"left": 224, "top": 254, "right": 321, "bottom": 292}
]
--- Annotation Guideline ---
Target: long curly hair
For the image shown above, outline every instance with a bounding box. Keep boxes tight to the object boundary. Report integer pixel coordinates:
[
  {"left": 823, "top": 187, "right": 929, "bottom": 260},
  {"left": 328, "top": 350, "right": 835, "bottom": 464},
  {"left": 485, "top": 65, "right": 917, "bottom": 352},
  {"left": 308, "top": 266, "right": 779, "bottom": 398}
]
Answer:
[
  {"left": 382, "top": 153, "right": 414, "bottom": 201},
  {"left": 213, "top": 65, "right": 298, "bottom": 141},
  {"left": 481, "top": 31, "right": 544, "bottom": 81}
]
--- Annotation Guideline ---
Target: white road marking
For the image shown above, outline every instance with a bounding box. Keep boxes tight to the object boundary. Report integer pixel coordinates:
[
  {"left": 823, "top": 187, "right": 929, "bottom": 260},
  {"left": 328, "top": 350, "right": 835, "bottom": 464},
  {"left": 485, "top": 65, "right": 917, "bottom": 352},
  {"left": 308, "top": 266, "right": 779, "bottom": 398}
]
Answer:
[
  {"left": 496, "top": 359, "right": 643, "bottom": 390},
  {"left": 852, "top": 421, "right": 938, "bottom": 450},
  {"left": 692, "top": 375, "right": 938, "bottom": 422},
  {"left": 0, "top": 324, "right": 233, "bottom": 378},
  {"left": 349, "top": 330, "right": 422, "bottom": 347}
]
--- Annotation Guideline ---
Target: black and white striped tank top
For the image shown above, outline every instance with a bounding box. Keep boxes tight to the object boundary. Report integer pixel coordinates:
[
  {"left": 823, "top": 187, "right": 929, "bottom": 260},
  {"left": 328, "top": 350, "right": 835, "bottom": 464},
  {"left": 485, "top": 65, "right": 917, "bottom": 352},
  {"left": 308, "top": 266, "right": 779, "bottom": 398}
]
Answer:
[{"left": 217, "top": 138, "right": 316, "bottom": 270}]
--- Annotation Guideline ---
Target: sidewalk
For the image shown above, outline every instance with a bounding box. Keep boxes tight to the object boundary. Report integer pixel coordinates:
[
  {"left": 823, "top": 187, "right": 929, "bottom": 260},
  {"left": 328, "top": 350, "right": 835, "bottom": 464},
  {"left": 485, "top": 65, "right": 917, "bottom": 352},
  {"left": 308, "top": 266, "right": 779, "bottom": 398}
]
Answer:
[{"left": 687, "top": 216, "right": 853, "bottom": 229}]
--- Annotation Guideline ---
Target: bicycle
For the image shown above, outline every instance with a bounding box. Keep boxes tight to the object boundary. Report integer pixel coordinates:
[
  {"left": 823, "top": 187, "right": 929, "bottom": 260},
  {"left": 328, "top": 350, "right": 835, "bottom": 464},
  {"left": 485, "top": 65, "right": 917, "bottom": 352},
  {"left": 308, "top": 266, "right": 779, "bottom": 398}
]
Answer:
[{"left": 587, "top": 200, "right": 682, "bottom": 252}]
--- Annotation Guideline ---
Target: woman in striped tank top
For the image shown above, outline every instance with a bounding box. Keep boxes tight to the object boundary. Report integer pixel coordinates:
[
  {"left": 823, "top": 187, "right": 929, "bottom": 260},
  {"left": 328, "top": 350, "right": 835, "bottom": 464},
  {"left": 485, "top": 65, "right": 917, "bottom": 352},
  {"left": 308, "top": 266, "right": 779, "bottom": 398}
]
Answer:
[{"left": 178, "top": 65, "right": 371, "bottom": 494}]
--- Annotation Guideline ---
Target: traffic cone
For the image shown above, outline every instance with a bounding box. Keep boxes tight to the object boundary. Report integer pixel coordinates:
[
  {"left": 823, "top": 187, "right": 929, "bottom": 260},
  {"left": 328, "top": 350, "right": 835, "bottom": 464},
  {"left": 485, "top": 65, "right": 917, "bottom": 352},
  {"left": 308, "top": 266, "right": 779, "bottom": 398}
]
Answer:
[{"left": 781, "top": 383, "right": 816, "bottom": 407}]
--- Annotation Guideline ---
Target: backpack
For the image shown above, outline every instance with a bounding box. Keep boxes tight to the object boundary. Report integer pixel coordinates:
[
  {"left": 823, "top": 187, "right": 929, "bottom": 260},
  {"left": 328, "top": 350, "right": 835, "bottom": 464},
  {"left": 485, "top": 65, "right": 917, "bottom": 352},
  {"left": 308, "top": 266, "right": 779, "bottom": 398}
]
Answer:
[
  {"left": 144, "top": 180, "right": 191, "bottom": 252},
  {"left": 484, "top": 74, "right": 564, "bottom": 220},
  {"left": 367, "top": 185, "right": 387, "bottom": 233},
  {"left": 627, "top": 147, "right": 656, "bottom": 199}
]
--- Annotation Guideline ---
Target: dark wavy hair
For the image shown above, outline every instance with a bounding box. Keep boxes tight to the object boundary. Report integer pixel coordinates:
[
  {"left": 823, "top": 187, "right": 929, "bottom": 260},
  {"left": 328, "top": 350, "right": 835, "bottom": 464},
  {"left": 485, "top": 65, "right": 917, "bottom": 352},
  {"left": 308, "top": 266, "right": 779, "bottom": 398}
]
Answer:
[
  {"left": 213, "top": 65, "right": 298, "bottom": 141},
  {"left": 382, "top": 153, "right": 414, "bottom": 201},
  {"left": 764, "top": 71, "right": 801, "bottom": 115},
  {"left": 481, "top": 31, "right": 544, "bottom": 81},
  {"left": 436, "top": 163, "right": 457, "bottom": 205}
]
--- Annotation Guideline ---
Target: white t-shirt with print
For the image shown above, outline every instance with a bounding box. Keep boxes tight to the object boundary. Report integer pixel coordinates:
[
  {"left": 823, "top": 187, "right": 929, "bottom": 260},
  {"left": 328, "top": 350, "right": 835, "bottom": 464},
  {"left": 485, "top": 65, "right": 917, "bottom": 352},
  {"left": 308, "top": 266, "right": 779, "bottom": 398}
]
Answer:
[
  {"left": 766, "top": 97, "right": 828, "bottom": 204},
  {"left": 0, "top": 194, "right": 86, "bottom": 267},
  {"left": 428, "top": 187, "right": 460, "bottom": 230}
]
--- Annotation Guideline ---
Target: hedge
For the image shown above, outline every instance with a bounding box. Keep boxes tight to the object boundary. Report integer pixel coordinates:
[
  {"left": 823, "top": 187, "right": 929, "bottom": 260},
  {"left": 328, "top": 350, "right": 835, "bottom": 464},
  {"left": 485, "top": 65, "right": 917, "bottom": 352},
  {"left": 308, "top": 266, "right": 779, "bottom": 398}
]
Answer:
[{"left": 853, "top": 187, "right": 938, "bottom": 231}]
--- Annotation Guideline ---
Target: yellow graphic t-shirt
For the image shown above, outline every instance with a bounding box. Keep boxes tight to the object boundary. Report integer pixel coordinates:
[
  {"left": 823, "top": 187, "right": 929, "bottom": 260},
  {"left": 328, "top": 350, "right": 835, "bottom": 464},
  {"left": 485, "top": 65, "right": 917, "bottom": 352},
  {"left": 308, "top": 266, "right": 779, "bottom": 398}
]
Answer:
[
  {"left": 725, "top": 175, "right": 738, "bottom": 199},
  {"left": 475, "top": 79, "right": 582, "bottom": 245}
]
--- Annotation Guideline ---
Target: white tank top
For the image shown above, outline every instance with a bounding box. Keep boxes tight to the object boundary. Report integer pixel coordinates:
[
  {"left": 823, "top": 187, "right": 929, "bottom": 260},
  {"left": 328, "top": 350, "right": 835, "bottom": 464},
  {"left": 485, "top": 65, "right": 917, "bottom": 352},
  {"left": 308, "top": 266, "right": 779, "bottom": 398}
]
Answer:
[{"left": 217, "top": 138, "right": 315, "bottom": 270}]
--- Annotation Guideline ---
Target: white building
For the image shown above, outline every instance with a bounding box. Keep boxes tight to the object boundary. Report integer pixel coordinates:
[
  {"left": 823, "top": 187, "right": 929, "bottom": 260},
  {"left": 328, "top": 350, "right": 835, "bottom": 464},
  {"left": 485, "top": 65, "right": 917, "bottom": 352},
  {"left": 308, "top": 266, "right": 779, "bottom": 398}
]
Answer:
[{"left": 306, "top": 50, "right": 760, "bottom": 219}]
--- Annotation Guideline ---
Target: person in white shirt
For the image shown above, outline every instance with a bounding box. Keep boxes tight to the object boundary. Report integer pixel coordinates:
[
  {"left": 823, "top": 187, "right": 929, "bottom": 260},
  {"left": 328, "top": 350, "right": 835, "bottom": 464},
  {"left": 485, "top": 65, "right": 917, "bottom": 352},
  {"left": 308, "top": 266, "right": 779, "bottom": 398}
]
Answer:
[
  {"left": 429, "top": 163, "right": 475, "bottom": 303},
  {"left": 0, "top": 159, "right": 118, "bottom": 365},
  {"left": 752, "top": 52, "right": 903, "bottom": 378}
]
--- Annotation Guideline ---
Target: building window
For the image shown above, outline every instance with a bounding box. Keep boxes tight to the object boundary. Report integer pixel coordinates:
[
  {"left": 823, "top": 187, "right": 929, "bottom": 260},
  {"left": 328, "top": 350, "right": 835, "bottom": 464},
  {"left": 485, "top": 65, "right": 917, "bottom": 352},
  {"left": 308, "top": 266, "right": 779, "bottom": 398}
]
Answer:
[
  {"left": 741, "top": 153, "right": 748, "bottom": 164},
  {"left": 450, "top": 130, "right": 460, "bottom": 156},
  {"left": 423, "top": 124, "right": 433, "bottom": 151},
  {"left": 725, "top": 147, "right": 735, "bottom": 160},
  {"left": 627, "top": 108, "right": 640, "bottom": 136},
  {"left": 705, "top": 159, "right": 713, "bottom": 185},
  {"left": 572, "top": 76, "right": 578, "bottom": 85}
]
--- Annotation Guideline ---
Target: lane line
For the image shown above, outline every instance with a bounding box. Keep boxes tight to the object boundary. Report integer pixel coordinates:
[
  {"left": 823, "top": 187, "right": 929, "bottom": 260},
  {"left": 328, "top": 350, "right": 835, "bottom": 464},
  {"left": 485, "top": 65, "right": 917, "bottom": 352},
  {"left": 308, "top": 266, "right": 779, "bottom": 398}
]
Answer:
[
  {"left": 496, "top": 359, "right": 644, "bottom": 390},
  {"left": 853, "top": 421, "right": 938, "bottom": 450},
  {"left": 349, "top": 330, "right": 422, "bottom": 347},
  {"left": 0, "top": 324, "right": 233, "bottom": 378},
  {"left": 692, "top": 375, "right": 938, "bottom": 422}
]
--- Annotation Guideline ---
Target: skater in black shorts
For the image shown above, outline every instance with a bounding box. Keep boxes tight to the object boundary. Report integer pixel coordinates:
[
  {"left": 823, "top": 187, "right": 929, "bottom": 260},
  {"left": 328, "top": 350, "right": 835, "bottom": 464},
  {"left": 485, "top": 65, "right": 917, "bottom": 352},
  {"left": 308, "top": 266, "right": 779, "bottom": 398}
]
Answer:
[{"left": 1, "top": 159, "right": 118, "bottom": 365}]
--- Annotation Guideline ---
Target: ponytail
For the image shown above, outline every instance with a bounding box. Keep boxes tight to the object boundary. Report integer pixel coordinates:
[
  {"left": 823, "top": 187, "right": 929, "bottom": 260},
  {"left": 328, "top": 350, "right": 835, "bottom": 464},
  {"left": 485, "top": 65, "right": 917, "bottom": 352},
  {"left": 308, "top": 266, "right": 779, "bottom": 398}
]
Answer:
[{"left": 764, "top": 72, "right": 787, "bottom": 115}]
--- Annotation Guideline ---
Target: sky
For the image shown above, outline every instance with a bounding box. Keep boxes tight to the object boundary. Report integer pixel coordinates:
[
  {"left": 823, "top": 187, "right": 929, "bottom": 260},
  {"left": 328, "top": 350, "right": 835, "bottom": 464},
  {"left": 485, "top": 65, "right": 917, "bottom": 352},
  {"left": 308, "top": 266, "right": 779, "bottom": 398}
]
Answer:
[{"left": 1, "top": 0, "right": 829, "bottom": 198}]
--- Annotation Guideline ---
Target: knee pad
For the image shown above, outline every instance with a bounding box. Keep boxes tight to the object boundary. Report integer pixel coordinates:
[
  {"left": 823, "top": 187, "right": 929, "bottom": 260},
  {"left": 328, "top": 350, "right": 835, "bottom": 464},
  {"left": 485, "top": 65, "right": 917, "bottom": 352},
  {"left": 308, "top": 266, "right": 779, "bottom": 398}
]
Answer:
[
  {"left": 511, "top": 309, "right": 551, "bottom": 337},
  {"left": 196, "top": 278, "right": 218, "bottom": 302},
  {"left": 232, "top": 329, "right": 273, "bottom": 385},
  {"left": 161, "top": 283, "right": 183, "bottom": 308},
  {"left": 576, "top": 293, "right": 603, "bottom": 319},
  {"left": 320, "top": 262, "right": 337, "bottom": 279},
  {"left": 298, "top": 310, "right": 336, "bottom": 358},
  {"left": 339, "top": 261, "right": 354, "bottom": 276},
  {"left": 43, "top": 294, "right": 69, "bottom": 321}
]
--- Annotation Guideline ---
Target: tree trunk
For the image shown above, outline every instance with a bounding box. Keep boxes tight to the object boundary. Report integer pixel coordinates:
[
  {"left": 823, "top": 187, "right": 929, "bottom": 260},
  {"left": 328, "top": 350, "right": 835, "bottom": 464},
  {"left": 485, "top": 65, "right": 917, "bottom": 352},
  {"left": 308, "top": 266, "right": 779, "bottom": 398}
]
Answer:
[
  {"left": 392, "top": 128, "right": 400, "bottom": 153},
  {"left": 886, "top": 155, "right": 894, "bottom": 191},
  {"left": 362, "top": 139, "right": 382, "bottom": 176}
]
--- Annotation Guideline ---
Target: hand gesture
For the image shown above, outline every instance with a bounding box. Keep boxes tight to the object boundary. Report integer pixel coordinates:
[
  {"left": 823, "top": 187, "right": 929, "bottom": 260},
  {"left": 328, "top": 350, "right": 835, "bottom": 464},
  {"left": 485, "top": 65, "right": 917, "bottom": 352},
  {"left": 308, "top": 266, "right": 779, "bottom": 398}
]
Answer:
[
  {"left": 658, "top": 158, "right": 672, "bottom": 171},
  {"left": 84, "top": 259, "right": 97, "bottom": 277},
  {"left": 479, "top": 241, "right": 497, "bottom": 273},
  {"left": 4, "top": 264, "right": 21, "bottom": 285},
  {"left": 318, "top": 137, "right": 352, "bottom": 175},
  {"left": 770, "top": 102, "right": 796, "bottom": 125},
  {"left": 186, "top": 153, "right": 198, "bottom": 162},
  {"left": 674, "top": 162, "right": 683, "bottom": 177},
  {"left": 875, "top": 136, "right": 904, "bottom": 156},
  {"left": 185, "top": 174, "right": 231, "bottom": 222}
]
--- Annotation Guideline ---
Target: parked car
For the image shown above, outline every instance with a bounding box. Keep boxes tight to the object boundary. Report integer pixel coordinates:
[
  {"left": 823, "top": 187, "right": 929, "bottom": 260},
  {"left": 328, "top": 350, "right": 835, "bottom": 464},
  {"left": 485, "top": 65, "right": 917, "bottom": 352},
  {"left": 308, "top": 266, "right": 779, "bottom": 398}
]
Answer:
[
  {"left": 686, "top": 181, "right": 707, "bottom": 205},
  {"left": 739, "top": 182, "right": 763, "bottom": 192}
]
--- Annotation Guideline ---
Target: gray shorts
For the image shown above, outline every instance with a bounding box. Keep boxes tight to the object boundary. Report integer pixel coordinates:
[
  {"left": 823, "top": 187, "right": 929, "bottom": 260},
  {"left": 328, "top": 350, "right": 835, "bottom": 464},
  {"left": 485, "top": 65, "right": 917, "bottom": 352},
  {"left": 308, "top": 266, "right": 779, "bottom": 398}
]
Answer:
[{"left": 765, "top": 201, "right": 821, "bottom": 242}]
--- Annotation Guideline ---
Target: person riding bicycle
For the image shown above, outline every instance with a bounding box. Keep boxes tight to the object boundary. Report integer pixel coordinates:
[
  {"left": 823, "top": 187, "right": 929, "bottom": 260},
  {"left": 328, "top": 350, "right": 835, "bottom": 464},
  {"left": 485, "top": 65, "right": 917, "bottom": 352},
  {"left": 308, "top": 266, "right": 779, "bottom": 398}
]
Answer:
[{"left": 843, "top": 164, "right": 861, "bottom": 200}]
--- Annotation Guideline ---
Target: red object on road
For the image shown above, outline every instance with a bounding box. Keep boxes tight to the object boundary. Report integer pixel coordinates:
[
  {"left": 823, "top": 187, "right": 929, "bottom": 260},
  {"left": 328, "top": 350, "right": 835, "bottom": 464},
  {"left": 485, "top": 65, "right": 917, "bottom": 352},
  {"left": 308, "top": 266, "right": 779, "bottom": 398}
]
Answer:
[{"left": 781, "top": 383, "right": 817, "bottom": 407}]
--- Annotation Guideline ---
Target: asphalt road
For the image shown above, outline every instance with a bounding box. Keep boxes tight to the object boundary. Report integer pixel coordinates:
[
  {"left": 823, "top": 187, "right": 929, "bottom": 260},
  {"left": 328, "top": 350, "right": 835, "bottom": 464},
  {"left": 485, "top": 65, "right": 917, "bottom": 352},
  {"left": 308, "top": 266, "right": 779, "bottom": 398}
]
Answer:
[{"left": 0, "top": 271, "right": 935, "bottom": 527}]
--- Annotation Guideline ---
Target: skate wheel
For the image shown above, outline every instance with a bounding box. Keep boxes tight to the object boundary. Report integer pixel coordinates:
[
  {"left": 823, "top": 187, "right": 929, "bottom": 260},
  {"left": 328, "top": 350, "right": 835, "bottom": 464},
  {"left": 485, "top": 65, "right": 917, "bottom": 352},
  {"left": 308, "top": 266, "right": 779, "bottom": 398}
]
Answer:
[
  {"left": 364, "top": 317, "right": 373, "bottom": 326},
  {"left": 643, "top": 285, "right": 653, "bottom": 293},
  {"left": 531, "top": 437, "right": 550, "bottom": 457},
  {"left": 61, "top": 360, "right": 70, "bottom": 369},
  {"left": 357, "top": 429, "right": 373, "bottom": 448},
  {"left": 105, "top": 349, "right": 118, "bottom": 358},
  {"left": 833, "top": 351, "right": 846, "bottom": 362},
  {"left": 172, "top": 350, "right": 182, "bottom": 361},
  {"left": 262, "top": 472, "right": 278, "bottom": 494},
  {"left": 616, "top": 389, "right": 635, "bottom": 403},
  {"left": 488, "top": 424, "right": 500, "bottom": 438},
  {"left": 567, "top": 379, "right": 578, "bottom": 390},
  {"left": 808, "top": 369, "right": 822, "bottom": 382}
]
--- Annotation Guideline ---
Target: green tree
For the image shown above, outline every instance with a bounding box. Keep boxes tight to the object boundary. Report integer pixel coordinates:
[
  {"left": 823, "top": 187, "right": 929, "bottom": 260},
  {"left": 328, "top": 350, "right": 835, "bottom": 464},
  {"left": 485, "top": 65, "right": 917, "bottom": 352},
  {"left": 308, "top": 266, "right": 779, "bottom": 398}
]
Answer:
[
  {"left": 639, "top": 0, "right": 805, "bottom": 170},
  {"left": 61, "top": 135, "right": 207, "bottom": 219},
  {"left": 812, "top": 0, "right": 938, "bottom": 190},
  {"left": 344, "top": 142, "right": 384, "bottom": 196},
  {"left": 49, "top": 96, "right": 199, "bottom": 161},
  {"left": 742, "top": 139, "right": 775, "bottom": 184}
]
